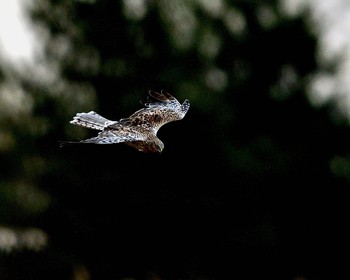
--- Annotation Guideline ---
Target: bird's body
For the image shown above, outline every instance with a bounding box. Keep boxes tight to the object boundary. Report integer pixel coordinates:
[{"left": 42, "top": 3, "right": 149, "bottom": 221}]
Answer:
[{"left": 61, "top": 90, "right": 190, "bottom": 153}]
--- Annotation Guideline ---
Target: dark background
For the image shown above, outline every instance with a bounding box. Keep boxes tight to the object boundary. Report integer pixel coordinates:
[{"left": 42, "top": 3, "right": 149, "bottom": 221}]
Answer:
[{"left": 0, "top": 1, "right": 349, "bottom": 279}]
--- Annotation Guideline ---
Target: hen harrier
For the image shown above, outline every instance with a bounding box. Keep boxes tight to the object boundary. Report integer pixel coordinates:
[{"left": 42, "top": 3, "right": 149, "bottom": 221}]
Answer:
[{"left": 61, "top": 90, "right": 190, "bottom": 153}]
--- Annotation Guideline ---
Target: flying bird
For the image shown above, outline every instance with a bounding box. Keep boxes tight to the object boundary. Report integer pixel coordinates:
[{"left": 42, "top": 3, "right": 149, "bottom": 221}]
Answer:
[{"left": 61, "top": 90, "right": 190, "bottom": 153}]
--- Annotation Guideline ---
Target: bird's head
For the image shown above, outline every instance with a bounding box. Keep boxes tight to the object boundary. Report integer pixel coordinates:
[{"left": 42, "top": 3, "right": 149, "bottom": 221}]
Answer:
[
  {"left": 153, "top": 139, "right": 164, "bottom": 153},
  {"left": 135, "top": 138, "right": 164, "bottom": 153}
]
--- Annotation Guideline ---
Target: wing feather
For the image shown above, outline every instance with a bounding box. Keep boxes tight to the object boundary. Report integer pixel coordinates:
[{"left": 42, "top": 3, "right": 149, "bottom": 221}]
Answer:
[
  {"left": 63, "top": 127, "right": 146, "bottom": 145},
  {"left": 124, "top": 90, "right": 188, "bottom": 133}
]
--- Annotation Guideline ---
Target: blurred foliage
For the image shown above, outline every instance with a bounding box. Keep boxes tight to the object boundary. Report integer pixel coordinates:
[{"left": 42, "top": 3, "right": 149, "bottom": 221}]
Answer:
[{"left": 0, "top": 0, "right": 349, "bottom": 279}]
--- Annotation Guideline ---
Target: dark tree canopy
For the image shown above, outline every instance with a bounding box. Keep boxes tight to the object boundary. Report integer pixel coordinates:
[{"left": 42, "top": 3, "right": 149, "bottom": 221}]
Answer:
[{"left": 0, "top": 1, "right": 349, "bottom": 279}]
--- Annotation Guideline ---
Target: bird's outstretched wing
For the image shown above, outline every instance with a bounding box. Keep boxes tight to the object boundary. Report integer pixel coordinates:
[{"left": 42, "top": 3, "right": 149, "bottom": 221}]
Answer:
[{"left": 109, "top": 90, "right": 190, "bottom": 133}]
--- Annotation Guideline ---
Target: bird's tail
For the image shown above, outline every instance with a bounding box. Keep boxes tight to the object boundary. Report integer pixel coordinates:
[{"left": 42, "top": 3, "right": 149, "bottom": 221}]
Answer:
[
  {"left": 181, "top": 99, "right": 190, "bottom": 116},
  {"left": 70, "top": 111, "right": 113, "bottom": 130},
  {"left": 58, "top": 141, "right": 80, "bottom": 148}
]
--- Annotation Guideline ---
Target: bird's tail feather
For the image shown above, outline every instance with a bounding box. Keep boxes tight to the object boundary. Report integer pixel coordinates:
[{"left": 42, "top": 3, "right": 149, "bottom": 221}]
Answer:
[
  {"left": 59, "top": 141, "right": 80, "bottom": 148},
  {"left": 70, "top": 111, "right": 112, "bottom": 130}
]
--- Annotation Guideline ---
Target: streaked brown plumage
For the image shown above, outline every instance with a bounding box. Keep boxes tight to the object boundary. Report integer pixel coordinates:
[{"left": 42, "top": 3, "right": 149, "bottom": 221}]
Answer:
[{"left": 61, "top": 90, "right": 190, "bottom": 153}]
